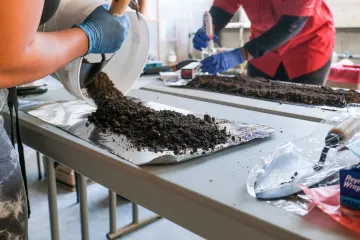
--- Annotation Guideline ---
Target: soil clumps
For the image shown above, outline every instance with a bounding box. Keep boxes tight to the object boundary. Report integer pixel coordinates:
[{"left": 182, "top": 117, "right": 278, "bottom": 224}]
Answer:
[
  {"left": 187, "top": 75, "right": 360, "bottom": 107},
  {"left": 86, "top": 72, "right": 230, "bottom": 154}
]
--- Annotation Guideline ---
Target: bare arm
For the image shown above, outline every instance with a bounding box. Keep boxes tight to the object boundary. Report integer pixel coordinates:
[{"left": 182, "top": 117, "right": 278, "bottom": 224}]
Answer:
[{"left": 0, "top": 0, "right": 88, "bottom": 88}]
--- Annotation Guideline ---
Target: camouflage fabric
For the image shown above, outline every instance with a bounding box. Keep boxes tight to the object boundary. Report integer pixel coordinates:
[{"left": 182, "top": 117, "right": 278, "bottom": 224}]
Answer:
[{"left": 0, "top": 90, "right": 28, "bottom": 239}]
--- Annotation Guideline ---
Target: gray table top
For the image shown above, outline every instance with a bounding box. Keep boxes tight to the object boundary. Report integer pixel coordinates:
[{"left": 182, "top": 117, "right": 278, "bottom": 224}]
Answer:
[
  {"left": 3, "top": 78, "right": 357, "bottom": 239},
  {"left": 140, "top": 76, "right": 341, "bottom": 122}
]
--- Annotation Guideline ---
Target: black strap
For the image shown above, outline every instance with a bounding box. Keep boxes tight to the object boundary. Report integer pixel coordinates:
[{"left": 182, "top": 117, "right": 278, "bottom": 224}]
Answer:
[
  {"left": 7, "top": 87, "right": 31, "bottom": 218},
  {"left": 40, "top": 0, "right": 60, "bottom": 25}
]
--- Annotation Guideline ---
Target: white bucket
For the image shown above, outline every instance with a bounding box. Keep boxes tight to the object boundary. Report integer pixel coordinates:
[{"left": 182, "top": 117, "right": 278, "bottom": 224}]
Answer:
[{"left": 42, "top": 0, "right": 150, "bottom": 105}]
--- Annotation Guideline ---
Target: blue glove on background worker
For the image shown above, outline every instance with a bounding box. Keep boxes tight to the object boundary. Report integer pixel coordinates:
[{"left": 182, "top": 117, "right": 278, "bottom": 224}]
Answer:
[
  {"left": 201, "top": 49, "right": 244, "bottom": 74},
  {"left": 74, "top": 4, "right": 130, "bottom": 54},
  {"left": 193, "top": 28, "right": 219, "bottom": 51},
  {"left": 193, "top": 28, "right": 244, "bottom": 74}
]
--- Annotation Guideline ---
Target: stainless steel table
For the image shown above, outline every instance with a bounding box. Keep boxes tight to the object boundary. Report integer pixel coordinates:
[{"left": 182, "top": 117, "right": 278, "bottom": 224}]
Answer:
[
  {"left": 140, "top": 76, "right": 339, "bottom": 122},
  {"left": 2, "top": 83, "right": 358, "bottom": 239}
]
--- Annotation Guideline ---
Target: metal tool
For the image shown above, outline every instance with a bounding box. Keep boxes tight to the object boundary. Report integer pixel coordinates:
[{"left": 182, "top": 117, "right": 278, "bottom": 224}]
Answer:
[
  {"left": 80, "top": 54, "right": 113, "bottom": 88},
  {"left": 203, "top": 11, "right": 215, "bottom": 54},
  {"left": 202, "top": 11, "right": 222, "bottom": 60},
  {"left": 17, "top": 85, "right": 48, "bottom": 96},
  {"left": 80, "top": 0, "right": 138, "bottom": 88},
  {"left": 253, "top": 116, "right": 360, "bottom": 200},
  {"left": 314, "top": 117, "right": 360, "bottom": 171}
]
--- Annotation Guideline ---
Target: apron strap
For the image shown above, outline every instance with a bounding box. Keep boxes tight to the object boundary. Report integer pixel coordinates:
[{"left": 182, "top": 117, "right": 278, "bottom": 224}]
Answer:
[{"left": 7, "top": 87, "right": 31, "bottom": 218}]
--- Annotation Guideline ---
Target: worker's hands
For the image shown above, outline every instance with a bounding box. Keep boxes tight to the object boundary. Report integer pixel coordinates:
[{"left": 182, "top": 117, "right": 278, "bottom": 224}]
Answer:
[
  {"left": 193, "top": 28, "right": 218, "bottom": 51},
  {"left": 201, "top": 48, "right": 244, "bottom": 74},
  {"left": 74, "top": 5, "right": 130, "bottom": 54}
]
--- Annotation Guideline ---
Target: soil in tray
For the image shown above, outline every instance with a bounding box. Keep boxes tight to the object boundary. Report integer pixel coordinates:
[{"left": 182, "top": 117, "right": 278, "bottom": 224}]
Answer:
[
  {"left": 86, "top": 72, "right": 230, "bottom": 155},
  {"left": 186, "top": 75, "right": 360, "bottom": 107}
]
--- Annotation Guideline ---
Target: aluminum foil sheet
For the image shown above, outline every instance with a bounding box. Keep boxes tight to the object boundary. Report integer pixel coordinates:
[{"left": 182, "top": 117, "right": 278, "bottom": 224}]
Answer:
[
  {"left": 22, "top": 98, "right": 275, "bottom": 165},
  {"left": 164, "top": 78, "right": 360, "bottom": 112}
]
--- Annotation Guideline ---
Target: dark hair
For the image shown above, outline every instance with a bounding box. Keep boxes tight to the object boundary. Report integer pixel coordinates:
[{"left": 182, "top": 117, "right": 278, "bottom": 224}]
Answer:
[
  {"left": 40, "top": 0, "right": 60, "bottom": 25},
  {"left": 39, "top": 0, "right": 139, "bottom": 26}
]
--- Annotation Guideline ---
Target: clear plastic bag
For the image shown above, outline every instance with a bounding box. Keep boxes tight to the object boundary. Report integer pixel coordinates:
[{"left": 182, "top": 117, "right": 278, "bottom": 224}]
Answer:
[{"left": 247, "top": 108, "right": 360, "bottom": 215}]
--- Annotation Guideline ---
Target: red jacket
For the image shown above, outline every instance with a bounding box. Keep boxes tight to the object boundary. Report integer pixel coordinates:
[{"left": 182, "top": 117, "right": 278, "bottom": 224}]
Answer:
[{"left": 213, "top": 0, "right": 335, "bottom": 79}]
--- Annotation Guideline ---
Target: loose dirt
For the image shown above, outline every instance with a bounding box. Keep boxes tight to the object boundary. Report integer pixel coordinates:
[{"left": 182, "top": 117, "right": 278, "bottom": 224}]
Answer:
[
  {"left": 86, "top": 72, "right": 230, "bottom": 154},
  {"left": 187, "top": 75, "right": 360, "bottom": 107}
]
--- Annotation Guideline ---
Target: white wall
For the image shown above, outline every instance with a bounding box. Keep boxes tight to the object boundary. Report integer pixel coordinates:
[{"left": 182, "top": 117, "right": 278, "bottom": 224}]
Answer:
[
  {"left": 327, "top": 0, "right": 360, "bottom": 28},
  {"left": 145, "top": 0, "right": 213, "bottom": 63}
]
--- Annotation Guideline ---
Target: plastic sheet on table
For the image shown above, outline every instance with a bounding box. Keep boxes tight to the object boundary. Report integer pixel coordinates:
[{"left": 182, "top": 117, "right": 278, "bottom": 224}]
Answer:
[
  {"left": 21, "top": 98, "right": 275, "bottom": 165},
  {"left": 164, "top": 76, "right": 360, "bottom": 112},
  {"left": 247, "top": 110, "right": 360, "bottom": 215}
]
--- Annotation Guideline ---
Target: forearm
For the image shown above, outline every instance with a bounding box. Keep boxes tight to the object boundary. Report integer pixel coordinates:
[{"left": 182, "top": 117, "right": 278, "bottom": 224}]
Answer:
[
  {"left": 0, "top": 28, "right": 88, "bottom": 88},
  {"left": 209, "top": 6, "right": 234, "bottom": 36},
  {"left": 244, "top": 15, "right": 308, "bottom": 59}
]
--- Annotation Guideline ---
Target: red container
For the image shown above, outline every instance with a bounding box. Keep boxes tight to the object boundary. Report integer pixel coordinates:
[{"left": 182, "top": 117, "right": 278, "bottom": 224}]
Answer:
[{"left": 328, "top": 64, "right": 360, "bottom": 90}]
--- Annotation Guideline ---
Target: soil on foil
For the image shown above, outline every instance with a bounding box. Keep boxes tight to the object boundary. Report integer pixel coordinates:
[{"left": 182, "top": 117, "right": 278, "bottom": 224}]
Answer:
[
  {"left": 186, "top": 75, "right": 360, "bottom": 107},
  {"left": 86, "top": 72, "right": 229, "bottom": 154}
]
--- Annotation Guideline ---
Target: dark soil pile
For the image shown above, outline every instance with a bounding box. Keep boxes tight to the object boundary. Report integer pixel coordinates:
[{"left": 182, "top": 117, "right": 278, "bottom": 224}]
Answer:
[
  {"left": 187, "top": 75, "right": 360, "bottom": 107},
  {"left": 86, "top": 72, "right": 229, "bottom": 154}
]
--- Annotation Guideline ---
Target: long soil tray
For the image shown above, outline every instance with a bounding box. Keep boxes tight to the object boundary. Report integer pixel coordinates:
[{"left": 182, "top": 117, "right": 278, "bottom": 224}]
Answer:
[
  {"left": 24, "top": 99, "right": 275, "bottom": 165},
  {"left": 186, "top": 75, "right": 360, "bottom": 108}
]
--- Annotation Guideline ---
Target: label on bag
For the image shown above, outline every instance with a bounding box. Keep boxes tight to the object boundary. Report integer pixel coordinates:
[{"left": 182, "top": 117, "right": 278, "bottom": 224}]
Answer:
[{"left": 340, "top": 168, "right": 360, "bottom": 210}]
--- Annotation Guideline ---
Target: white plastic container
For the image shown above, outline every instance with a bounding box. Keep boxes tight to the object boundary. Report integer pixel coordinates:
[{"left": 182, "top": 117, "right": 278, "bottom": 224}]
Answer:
[{"left": 41, "top": 0, "right": 150, "bottom": 105}]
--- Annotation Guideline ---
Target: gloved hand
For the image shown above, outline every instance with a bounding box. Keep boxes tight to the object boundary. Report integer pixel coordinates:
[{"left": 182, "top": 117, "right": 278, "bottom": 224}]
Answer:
[
  {"left": 193, "top": 28, "right": 218, "bottom": 51},
  {"left": 201, "top": 49, "right": 244, "bottom": 74},
  {"left": 74, "top": 4, "right": 130, "bottom": 54}
]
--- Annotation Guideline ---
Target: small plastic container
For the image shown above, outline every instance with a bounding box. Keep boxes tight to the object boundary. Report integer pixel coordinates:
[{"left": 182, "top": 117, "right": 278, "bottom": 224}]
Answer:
[{"left": 41, "top": 0, "right": 150, "bottom": 105}]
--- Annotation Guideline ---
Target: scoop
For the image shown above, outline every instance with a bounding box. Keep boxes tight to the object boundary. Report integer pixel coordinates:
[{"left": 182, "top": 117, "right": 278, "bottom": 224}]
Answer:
[
  {"left": 254, "top": 117, "right": 360, "bottom": 200},
  {"left": 80, "top": 0, "right": 136, "bottom": 88},
  {"left": 314, "top": 117, "right": 360, "bottom": 171}
]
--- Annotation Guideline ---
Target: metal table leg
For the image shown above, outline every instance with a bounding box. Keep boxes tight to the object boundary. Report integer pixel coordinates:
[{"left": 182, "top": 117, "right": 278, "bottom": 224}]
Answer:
[
  {"left": 44, "top": 156, "right": 60, "bottom": 240},
  {"left": 37, "top": 151, "right": 42, "bottom": 180},
  {"left": 75, "top": 172, "right": 80, "bottom": 204},
  {"left": 109, "top": 190, "right": 117, "bottom": 234},
  {"left": 132, "top": 203, "right": 139, "bottom": 224},
  {"left": 106, "top": 191, "right": 161, "bottom": 240},
  {"left": 79, "top": 174, "right": 89, "bottom": 240}
]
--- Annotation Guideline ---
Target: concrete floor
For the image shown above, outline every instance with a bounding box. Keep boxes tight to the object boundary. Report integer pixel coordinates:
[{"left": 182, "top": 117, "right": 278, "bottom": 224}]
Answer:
[{"left": 24, "top": 146, "right": 203, "bottom": 240}]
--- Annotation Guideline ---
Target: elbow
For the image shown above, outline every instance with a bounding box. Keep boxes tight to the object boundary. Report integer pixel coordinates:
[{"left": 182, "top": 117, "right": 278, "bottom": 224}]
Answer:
[
  {"left": 0, "top": 69, "right": 21, "bottom": 88},
  {"left": 0, "top": 42, "right": 36, "bottom": 88},
  {"left": 0, "top": 56, "right": 22, "bottom": 88},
  {"left": 0, "top": 54, "right": 30, "bottom": 88}
]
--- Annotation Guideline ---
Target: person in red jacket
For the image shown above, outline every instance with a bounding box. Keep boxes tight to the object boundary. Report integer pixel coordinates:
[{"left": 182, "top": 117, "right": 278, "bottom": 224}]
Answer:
[{"left": 194, "top": 0, "right": 335, "bottom": 85}]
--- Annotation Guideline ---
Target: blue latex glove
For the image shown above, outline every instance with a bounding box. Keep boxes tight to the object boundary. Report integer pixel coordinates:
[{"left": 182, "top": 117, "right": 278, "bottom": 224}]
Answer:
[
  {"left": 193, "top": 28, "right": 219, "bottom": 51},
  {"left": 74, "top": 5, "right": 130, "bottom": 54},
  {"left": 201, "top": 49, "right": 244, "bottom": 74}
]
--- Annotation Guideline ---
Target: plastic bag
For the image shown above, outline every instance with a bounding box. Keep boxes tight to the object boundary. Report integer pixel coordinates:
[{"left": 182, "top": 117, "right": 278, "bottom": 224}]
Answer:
[
  {"left": 247, "top": 109, "right": 360, "bottom": 215},
  {"left": 301, "top": 185, "right": 360, "bottom": 234},
  {"left": 247, "top": 141, "right": 345, "bottom": 199}
]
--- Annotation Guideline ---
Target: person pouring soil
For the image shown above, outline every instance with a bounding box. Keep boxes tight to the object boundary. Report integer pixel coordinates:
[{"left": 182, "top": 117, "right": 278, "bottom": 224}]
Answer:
[
  {"left": 0, "top": 0, "right": 130, "bottom": 238},
  {"left": 195, "top": 0, "right": 335, "bottom": 86}
]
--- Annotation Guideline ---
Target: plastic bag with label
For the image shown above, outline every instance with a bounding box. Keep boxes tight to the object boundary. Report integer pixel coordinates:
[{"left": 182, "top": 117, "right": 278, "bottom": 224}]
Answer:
[{"left": 301, "top": 184, "right": 360, "bottom": 234}]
